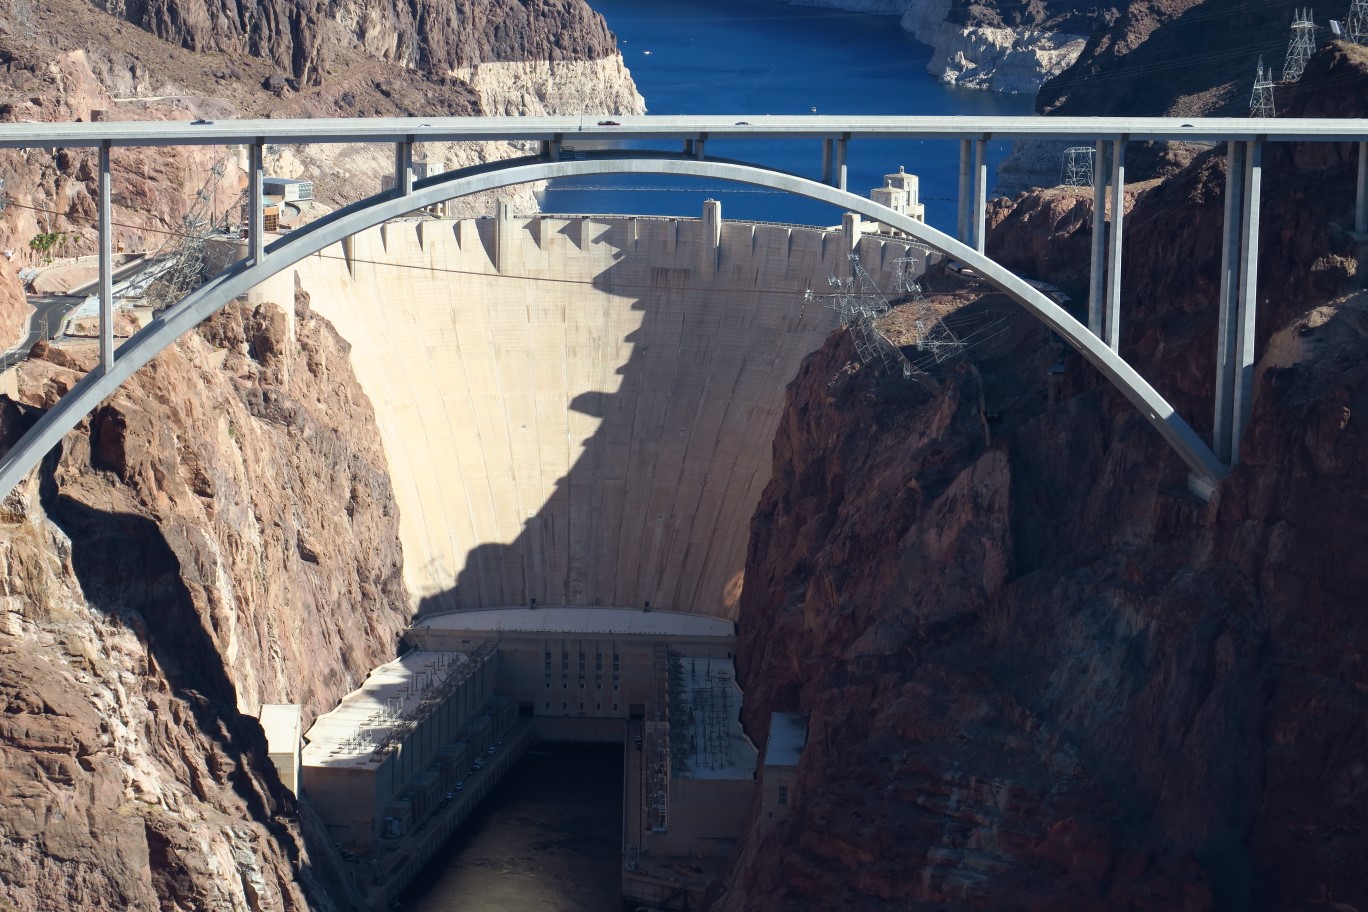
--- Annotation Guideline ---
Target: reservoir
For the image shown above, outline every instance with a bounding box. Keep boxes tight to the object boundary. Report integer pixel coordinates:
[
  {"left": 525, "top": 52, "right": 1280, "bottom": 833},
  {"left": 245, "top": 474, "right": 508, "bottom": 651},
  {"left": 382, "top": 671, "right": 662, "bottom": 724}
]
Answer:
[{"left": 539, "top": 0, "right": 1036, "bottom": 229}]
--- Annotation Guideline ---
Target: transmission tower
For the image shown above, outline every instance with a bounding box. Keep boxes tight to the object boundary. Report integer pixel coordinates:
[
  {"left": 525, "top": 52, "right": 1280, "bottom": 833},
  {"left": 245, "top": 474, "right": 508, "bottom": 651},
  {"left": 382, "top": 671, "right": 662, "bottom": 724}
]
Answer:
[
  {"left": 1347, "top": 0, "right": 1368, "bottom": 44},
  {"left": 143, "top": 157, "right": 234, "bottom": 315},
  {"left": 1250, "top": 57, "right": 1277, "bottom": 118},
  {"left": 1281, "top": 9, "right": 1316, "bottom": 82},
  {"left": 1060, "top": 146, "right": 1096, "bottom": 188},
  {"left": 813, "top": 253, "right": 963, "bottom": 380}
]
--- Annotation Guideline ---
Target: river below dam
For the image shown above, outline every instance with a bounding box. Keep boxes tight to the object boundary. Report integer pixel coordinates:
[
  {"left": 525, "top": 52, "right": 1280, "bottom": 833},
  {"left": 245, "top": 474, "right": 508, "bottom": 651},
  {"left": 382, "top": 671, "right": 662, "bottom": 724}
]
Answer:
[
  {"left": 539, "top": 0, "right": 1035, "bottom": 230},
  {"left": 399, "top": 745, "right": 625, "bottom": 912}
]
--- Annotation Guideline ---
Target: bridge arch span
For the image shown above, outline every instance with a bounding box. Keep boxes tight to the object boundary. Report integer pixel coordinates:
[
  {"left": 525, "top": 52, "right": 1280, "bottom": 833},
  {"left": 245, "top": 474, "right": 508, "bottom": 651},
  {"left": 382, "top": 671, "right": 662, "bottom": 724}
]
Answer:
[{"left": 0, "top": 151, "right": 1224, "bottom": 500}]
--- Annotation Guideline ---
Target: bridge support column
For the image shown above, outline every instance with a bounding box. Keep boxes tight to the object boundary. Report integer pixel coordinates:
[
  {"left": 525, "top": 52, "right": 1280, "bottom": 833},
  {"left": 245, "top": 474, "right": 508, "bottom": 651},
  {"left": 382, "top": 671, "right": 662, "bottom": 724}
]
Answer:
[
  {"left": 822, "top": 139, "right": 833, "bottom": 185},
  {"left": 1087, "top": 139, "right": 1107, "bottom": 338},
  {"left": 1230, "top": 142, "right": 1263, "bottom": 465},
  {"left": 836, "top": 137, "right": 848, "bottom": 192},
  {"left": 395, "top": 141, "right": 414, "bottom": 195},
  {"left": 973, "top": 137, "right": 988, "bottom": 255},
  {"left": 1357, "top": 140, "right": 1367, "bottom": 236},
  {"left": 957, "top": 139, "right": 971, "bottom": 245},
  {"left": 248, "top": 141, "right": 264, "bottom": 265},
  {"left": 1104, "top": 138, "right": 1126, "bottom": 352},
  {"left": 1214, "top": 141, "right": 1246, "bottom": 464},
  {"left": 98, "top": 140, "right": 113, "bottom": 373},
  {"left": 1214, "top": 141, "right": 1263, "bottom": 466}
]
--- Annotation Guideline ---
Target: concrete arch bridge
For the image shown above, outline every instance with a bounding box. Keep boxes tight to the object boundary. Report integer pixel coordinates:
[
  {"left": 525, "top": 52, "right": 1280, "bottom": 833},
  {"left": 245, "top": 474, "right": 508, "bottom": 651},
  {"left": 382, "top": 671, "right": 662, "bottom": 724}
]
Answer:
[{"left": 0, "top": 116, "right": 1366, "bottom": 615}]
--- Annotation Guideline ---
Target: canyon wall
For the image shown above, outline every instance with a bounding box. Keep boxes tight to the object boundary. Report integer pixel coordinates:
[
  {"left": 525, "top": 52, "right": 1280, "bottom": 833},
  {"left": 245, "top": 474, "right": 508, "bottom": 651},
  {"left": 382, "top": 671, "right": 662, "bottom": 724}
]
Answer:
[
  {"left": 93, "top": 0, "right": 622, "bottom": 86},
  {"left": 0, "top": 291, "right": 411, "bottom": 911},
  {"left": 718, "top": 42, "right": 1368, "bottom": 911}
]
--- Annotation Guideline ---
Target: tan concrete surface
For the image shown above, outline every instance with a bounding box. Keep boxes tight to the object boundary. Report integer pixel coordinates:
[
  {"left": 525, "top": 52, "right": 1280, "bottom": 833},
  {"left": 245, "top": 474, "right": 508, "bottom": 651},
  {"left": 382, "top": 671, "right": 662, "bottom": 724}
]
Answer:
[{"left": 292, "top": 211, "right": 929, "bottom": 620}]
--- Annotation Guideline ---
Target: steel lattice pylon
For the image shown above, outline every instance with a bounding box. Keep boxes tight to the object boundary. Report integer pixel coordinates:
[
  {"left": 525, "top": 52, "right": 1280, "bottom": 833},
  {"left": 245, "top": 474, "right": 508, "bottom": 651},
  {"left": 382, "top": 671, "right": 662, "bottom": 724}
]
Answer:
[
  {"left": 1282, "top": 8, "right": 1316, "bottom": 83},
  {"left": 1348, "top": 0, "right": 1368, "bottom": 43},
  {"left": 1250, "top": 57, "right": 1277, "bottom": 118},
  {"left": 143, "top": 157, "right": 234, "bottom": 315},
  {"left": 1061, "top": 146, "right": 1096, "bottom": 187},
  {"left": 813, "top": 253, "right": 963, "bottom": 380}
]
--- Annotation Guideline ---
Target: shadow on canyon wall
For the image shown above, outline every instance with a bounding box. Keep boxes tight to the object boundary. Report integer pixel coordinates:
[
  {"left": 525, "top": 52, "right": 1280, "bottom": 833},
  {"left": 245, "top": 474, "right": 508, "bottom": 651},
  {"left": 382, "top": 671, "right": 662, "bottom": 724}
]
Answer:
[{"left": 36, "top": 446, "right": 286, "bottom": 826}]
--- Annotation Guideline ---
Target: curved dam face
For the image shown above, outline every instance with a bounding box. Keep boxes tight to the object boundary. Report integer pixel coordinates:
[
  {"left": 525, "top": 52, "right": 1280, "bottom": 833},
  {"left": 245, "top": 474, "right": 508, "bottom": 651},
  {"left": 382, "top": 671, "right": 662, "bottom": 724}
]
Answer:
[{"left": 293, "top": 208, "right": 926, "bottom": 619}]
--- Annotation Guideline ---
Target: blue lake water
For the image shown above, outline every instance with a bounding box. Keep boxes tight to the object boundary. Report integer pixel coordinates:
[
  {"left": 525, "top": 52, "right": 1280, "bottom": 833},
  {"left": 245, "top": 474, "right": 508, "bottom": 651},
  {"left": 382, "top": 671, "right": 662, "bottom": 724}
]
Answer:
[{"left": 538, "top": 0, "right": 1037, "bottom": 230}]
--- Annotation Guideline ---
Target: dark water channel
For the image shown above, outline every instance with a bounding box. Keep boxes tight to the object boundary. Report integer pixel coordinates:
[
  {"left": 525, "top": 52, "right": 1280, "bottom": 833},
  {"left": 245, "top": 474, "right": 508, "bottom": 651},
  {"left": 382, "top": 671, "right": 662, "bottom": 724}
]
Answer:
[{"left": 399, "top": 745, "right": 626, "bottom": 912}]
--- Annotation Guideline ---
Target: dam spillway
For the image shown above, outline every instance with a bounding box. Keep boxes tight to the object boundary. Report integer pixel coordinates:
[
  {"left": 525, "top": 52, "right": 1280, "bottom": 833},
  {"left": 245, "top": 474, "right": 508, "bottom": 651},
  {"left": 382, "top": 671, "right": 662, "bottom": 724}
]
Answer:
[{"left": 292, "top": 204, "right": 930, "bottom": 619}]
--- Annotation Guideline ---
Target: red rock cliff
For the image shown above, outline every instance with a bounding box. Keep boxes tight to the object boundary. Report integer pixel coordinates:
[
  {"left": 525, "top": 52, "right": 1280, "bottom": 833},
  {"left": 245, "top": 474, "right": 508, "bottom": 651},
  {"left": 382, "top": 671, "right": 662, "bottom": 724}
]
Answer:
[
  {"left": 717, "top": 43, "right": 1368, "bottom": 912},
  {"left": 0, "top": 292, "right": 409, "bottom": 911}
]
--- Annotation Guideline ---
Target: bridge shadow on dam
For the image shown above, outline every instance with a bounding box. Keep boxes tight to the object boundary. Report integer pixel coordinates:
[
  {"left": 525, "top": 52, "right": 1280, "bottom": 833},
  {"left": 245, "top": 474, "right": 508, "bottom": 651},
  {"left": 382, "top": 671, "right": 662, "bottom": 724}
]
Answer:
[{"left": 403, "top": 212, "right": 916, "bottom": 620}]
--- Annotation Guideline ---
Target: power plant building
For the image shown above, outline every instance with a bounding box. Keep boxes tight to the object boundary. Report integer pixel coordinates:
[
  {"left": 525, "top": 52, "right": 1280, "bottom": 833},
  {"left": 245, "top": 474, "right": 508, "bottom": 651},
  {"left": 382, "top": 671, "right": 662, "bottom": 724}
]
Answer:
[{"left": 300, "top": 644, "right": 515, "bottom": 850}]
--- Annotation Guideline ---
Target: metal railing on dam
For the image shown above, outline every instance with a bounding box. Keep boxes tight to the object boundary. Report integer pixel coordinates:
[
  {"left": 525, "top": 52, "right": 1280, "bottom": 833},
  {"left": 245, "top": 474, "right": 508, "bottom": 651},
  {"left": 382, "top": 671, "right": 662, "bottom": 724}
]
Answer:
[{"left": 0, "top": 114, "right": 1365, "bottom": 503}]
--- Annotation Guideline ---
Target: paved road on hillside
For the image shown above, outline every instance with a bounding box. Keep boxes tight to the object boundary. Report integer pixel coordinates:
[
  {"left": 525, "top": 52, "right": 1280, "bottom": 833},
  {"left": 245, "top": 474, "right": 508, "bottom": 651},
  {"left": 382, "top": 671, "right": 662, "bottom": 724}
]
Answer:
[{"left": 0, "top": 294, "right": 83, "bottom": 371}]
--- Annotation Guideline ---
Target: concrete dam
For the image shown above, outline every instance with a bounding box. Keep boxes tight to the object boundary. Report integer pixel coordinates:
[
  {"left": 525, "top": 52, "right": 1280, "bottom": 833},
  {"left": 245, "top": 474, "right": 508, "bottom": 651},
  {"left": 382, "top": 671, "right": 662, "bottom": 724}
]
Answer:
[
  {"left": 272, "top": 202, "right": 929, "bottom": 906},
  {"left": 291, "top": 203, "right": 933, "bottom": 621}
]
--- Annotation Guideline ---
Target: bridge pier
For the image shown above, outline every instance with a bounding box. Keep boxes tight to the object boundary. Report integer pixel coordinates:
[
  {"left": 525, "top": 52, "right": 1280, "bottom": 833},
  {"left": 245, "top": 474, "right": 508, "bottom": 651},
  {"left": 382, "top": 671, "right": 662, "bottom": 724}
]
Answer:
[
  {"left": 957, "top": 139, "right": 971, "bottom": 245},
  {"left": 956, "top": 138, "right": 989, "bottom": 253},
  {"left": 247, "top": 142, "right": 264, "bottom": 265},
  {"left": 1357, "top": 140, "right": 1367, "bottom": 236},
  {"left": 1213, "top": 141, "right": 1263, "bottom": 466},
  {"left": 395, "top": 140, "right": 414, "bottom": 196},
  {"left": 822, "top": 139, "right": 833, "bottom": 185},
  {"left": 98, "top": 140, "right": 113, "bottom": 374},
  {"left": 836, "top": 136, "right": 848, "bottom": 192},
  {"left": 1088, "top": 140, "right": 1106, "bottom": 338},
  {"left": 973, "top": 137, "right": 987, "bottom": 254},
  {"left": 1104, "top": 138, "right": 1126, "bottom": 352}
]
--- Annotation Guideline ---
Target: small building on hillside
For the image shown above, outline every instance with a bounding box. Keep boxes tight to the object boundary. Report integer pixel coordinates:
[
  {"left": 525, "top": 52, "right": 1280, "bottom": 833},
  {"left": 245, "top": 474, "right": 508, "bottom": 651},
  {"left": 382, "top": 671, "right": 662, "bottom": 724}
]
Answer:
[{"left": 263, "top": 177, "right": 314, "bottom": 204}]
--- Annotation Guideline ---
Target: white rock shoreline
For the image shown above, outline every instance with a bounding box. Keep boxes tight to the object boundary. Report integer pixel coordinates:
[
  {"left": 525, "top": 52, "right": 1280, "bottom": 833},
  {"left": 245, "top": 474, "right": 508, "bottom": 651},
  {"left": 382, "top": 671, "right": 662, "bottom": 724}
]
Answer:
[{"left": 782, "top": 0, "right": 1085, "bottom": 95}]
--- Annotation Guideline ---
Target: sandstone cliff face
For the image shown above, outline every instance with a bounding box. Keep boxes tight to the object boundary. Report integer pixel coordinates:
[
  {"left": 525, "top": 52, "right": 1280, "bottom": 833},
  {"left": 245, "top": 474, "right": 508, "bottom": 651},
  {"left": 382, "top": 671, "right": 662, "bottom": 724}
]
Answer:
[
  {"left": 718, "top": 44, "right": 1368, "bottom": 912},
  {"left": 0, "top": 292, "right": 410, "bottom": 910},
  {"left": 95, "top": 0, "right": 621, "bottom": 86}
]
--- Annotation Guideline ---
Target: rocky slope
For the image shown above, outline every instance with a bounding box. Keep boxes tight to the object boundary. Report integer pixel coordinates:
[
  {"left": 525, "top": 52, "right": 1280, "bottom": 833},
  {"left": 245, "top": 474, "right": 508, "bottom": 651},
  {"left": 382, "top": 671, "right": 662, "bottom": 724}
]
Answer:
[
  {"left": 1036, "top": 0, "right": 1297, "bottom": 117},
  {"left": 95, "top": 0, "right": 621, "bottom": 88},
  {"left": 784, "top": 0, "right": 1093, "bottom": 93},
  {"left": 0, "top": 290, "right": 411, "bottom": 911},
  {"left": 718, "top": 42, "right": 1368, "bottom": 911}
]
